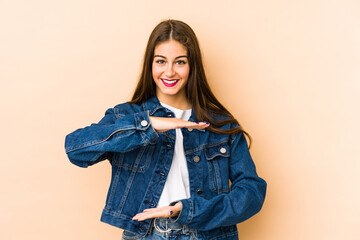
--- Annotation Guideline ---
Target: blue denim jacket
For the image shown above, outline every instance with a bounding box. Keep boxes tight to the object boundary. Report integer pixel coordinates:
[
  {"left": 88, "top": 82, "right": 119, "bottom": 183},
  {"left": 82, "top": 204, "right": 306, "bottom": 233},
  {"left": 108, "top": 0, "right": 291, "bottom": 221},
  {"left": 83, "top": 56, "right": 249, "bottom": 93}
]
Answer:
[{"left": 65, "top": 96, "right": 266, "bottom": 239}]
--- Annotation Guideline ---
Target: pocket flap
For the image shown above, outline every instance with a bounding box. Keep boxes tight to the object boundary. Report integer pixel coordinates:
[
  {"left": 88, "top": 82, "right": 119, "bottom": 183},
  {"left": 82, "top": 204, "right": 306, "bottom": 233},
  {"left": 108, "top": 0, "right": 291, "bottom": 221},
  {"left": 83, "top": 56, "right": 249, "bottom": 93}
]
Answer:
[{"left": 205, "top": 142, "right": 230, "bottom": 160}]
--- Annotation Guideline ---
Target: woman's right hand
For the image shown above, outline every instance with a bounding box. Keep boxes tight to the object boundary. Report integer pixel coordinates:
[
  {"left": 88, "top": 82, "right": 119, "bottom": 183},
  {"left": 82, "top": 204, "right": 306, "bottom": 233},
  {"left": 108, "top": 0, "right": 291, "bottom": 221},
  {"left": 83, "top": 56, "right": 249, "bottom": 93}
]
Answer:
[{"left": 149, "top": 116, "right": 210, "bottom": 132}]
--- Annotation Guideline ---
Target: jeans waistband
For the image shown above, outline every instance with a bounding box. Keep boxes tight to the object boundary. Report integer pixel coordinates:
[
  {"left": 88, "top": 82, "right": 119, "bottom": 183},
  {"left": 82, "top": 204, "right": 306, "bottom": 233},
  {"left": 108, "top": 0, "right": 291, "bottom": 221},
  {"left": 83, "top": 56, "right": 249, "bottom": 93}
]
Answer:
[{"left": 153, "top": 217, "right": 192, "bottom": 235}]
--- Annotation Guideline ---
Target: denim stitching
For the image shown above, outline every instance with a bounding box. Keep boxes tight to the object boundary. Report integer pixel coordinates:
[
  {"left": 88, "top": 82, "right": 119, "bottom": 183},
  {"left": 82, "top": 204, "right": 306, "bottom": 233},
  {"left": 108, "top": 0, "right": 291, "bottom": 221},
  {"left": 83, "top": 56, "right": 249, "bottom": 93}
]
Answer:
[
  {"left": 213, "top": 159, "right": 221, "bottom": 194},
  {"left": 207, "top": 160, "right": 216, "bottom": 192},
  {"left": 205, "top": 144, "right": 230, "bottom": 160},
  {"left": 207, "top": 158, "right": 229, "bottom": 193},
  {"left": 184, "top": 138, "right": 228, "bottom": 156},
  {"left": 158, "top": 131, "right": 176, "bottom": 141},
  {"left": 114, "top": 113, "right": 125, "bottom": 118},
  {"left": 90, "top": 151, "right": 106, "bottom": 163},
  {"left": 106, "top": 160, "right": 122, "bottom": 209},
  {"left": 149, "top": 105, "right": 164, "bottom": 116},
  {"left": 135, "top": 112, "right": 148, "bottom": 144},
  {"left": 204, "top": 143, "right": 230, "bottom": 193},
  {"left": 122, "top": 230, "right": 143, "bottom": 240},
  {"left": 116, "top": 165, "right": 138, "bottom": 214},
  {"left": 188, "top": 199, "right": 194, "bottom": 224},
  {"left": 65, "top": 126, "right": 136, "bottom": 153},
  {"left": 132, "top": 146, "right": 147, "bottom": 170},
  {"left": 114, "top": 145, "right": 154, "bottom": 172},
  {"left": 103, "top": 209, "right": 134, "bottom": 220}
]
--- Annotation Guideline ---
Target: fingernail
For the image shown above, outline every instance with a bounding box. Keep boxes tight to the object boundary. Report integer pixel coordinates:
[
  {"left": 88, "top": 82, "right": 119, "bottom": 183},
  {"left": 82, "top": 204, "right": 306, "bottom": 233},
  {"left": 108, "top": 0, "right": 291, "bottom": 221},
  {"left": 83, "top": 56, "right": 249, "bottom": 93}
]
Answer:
[
  {"left": 195, "top": 122, "right": 199, "bottom": 124},
  {"left": 169, "top": 210, "right": 173, "bottom": 215}
]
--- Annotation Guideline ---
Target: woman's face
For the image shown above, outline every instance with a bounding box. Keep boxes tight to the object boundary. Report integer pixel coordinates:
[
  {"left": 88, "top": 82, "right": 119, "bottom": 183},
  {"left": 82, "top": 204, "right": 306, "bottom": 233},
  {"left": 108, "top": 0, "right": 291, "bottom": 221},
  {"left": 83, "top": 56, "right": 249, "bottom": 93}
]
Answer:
[{"left": 152, "top": 40, "right": 190, "bottom": 102}]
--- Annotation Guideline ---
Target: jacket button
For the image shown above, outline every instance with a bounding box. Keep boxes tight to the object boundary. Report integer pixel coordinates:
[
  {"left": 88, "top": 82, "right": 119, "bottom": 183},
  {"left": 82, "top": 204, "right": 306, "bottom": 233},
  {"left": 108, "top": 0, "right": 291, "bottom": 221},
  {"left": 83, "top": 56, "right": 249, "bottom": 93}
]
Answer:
[
  {"left": 144, "top": 200, "right": 155, "bottom": 206},
  {"left": 193, "top": 156, "right": 200, "bottom": 162},
  {"left": 220, "top": 147, "right": 226, "bottom": 154},
  {"left": 141, "top": 120, "right": 148, "bottom": 127},
  {"left": 196, "top": 189, "right": 203, "bottom": 194},
  {"left": 155, "top": 170, "right": 165, "bottom": 176},
  {"left": 187, "top": 128, "right": 193, "bottom": 132}
]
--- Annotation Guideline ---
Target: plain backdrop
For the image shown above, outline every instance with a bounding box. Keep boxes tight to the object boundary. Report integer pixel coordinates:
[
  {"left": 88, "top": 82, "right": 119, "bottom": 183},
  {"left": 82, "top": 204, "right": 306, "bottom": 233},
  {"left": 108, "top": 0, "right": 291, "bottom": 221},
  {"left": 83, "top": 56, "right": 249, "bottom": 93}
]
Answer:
[{"left": 1, "top": 0, "right": 359, "bottom": 239}]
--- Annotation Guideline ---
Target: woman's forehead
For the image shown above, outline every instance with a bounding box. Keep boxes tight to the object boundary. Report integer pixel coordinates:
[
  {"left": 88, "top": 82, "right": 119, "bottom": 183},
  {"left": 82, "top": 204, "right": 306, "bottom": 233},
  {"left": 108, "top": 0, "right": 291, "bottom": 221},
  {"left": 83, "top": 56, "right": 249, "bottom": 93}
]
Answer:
[{"left": 154, "top": 40, "right": 187, "bottom": 57}]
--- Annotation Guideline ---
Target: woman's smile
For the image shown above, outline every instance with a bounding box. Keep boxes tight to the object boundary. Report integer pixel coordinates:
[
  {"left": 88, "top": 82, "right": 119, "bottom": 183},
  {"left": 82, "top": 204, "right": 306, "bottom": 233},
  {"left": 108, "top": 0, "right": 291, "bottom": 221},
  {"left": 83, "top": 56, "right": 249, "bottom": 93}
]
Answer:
[{"left": 161, "top": 78, "right": 180, "bottom": 87}]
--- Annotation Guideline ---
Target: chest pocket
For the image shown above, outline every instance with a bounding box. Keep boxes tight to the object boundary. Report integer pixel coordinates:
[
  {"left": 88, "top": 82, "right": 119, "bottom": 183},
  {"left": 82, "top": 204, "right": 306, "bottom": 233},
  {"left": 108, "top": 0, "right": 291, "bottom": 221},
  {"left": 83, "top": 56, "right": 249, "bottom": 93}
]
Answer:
[
  {"left": 113, "top": 144, "right": 154, "bottom": 172},
  {"left": 205, "top": 142, "right": 231, "bottom": 193}
]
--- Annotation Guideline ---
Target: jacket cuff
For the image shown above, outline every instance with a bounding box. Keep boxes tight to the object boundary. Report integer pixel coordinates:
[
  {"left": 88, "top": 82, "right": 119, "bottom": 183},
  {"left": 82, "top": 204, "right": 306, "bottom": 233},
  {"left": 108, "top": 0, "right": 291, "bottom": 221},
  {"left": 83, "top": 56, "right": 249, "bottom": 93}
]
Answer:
[
  {"left": 134, "top": 111, "right": 158, "bottom": 143},
  {"left": 169, "top": 199, "right": 193, "bottom": 225}
]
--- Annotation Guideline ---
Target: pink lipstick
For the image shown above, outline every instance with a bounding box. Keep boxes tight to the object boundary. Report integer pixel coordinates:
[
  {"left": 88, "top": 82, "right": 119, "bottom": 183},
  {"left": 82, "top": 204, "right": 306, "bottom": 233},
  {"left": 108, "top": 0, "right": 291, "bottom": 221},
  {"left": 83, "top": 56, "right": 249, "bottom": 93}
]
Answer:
[{"left": 161, "top": 78, "right": 179, "bottom": 87}]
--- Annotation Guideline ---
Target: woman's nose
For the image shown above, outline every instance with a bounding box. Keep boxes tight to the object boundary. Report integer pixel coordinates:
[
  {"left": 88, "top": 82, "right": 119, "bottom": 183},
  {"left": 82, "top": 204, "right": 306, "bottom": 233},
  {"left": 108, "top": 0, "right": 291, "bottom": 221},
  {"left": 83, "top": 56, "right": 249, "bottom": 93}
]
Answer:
[{"left": 165, "top": 64, "right": 175, "bottom": 77}]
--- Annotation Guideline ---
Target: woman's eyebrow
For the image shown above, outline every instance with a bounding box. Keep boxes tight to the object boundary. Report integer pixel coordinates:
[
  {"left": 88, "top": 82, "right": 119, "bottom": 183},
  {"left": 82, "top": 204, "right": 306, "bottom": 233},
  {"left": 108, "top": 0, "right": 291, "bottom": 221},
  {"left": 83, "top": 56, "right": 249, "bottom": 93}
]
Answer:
[{"left": 154, "top": 55, "right": 188, "bottom": 59}]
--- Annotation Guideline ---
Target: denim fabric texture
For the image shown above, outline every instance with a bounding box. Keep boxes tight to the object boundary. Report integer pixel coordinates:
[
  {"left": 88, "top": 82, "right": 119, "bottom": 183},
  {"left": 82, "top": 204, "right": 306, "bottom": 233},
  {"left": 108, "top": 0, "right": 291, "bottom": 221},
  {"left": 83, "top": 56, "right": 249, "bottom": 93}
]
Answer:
[
  {"left": 122, "top": 217, "right": 196, "bottom": 240},
  {"left": 122, "top": 217, "right": 238, "bottom": 240},
  {"left": 65, "top": 96, "right": 267, "bottom": 239}
]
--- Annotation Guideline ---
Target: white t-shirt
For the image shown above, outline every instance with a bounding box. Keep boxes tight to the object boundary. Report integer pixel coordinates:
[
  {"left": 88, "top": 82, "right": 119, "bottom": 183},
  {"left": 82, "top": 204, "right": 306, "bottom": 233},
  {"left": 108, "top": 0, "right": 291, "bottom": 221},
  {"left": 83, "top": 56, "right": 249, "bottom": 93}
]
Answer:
[{"left": 157, "top": 102, "right": 192, "bottom": 207}]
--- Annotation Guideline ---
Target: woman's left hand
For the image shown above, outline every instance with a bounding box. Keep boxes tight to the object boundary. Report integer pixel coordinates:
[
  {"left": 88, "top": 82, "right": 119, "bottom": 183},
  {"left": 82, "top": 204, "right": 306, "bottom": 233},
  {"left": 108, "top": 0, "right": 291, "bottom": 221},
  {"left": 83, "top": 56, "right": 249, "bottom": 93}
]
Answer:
[{"left": 132, "top": 202, "right": 182, "bottom": 221}]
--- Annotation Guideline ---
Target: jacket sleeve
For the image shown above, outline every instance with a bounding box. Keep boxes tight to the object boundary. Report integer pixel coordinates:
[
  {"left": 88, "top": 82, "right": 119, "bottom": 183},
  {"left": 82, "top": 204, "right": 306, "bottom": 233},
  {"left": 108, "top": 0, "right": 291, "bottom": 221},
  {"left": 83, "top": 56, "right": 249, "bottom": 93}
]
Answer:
[
  {"left": 64, "top": 108, "right": 159, "bottom": 168},
  {"left": 171, "top": 133, "right": 267, "bottom": 231}
]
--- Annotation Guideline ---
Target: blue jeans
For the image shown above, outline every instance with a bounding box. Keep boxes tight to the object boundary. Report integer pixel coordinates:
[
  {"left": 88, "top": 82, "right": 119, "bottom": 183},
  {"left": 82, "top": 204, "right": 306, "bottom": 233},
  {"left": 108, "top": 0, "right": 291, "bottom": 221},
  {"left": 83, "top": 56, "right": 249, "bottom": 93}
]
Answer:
[{"left": 122, "top": 218, "right": 199, "bottom": 240}]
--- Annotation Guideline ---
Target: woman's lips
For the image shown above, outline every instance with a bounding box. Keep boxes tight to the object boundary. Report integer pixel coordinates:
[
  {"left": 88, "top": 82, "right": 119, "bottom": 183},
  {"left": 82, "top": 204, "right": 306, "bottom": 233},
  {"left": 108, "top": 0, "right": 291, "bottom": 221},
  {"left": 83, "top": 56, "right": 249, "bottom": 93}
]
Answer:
[{"left": 161, "top": 78, "right": 179, "bottom": 87}]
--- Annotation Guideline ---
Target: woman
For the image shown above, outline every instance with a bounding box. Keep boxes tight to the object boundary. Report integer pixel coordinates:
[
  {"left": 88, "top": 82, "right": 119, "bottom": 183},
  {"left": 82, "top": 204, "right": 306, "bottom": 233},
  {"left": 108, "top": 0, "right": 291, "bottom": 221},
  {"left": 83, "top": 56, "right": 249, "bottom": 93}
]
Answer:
[{"left": 65, "top": 19, "right": 266, "bottom": 240}]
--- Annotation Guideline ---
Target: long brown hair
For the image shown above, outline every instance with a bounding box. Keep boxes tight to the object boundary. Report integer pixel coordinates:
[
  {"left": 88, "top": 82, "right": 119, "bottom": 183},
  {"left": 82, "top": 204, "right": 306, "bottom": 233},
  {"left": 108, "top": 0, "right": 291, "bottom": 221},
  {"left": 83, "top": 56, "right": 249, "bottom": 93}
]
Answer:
[{"left": 130, "top": 19, "right": 252, "bottom": 147}]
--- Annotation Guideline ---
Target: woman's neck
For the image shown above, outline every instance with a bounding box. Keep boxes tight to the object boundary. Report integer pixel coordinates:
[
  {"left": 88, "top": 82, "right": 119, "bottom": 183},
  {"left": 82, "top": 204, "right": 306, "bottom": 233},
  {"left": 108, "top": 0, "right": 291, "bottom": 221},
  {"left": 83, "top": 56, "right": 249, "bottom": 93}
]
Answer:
[{"left": 156, "top": 94, "right": 191, "bottom": 110}]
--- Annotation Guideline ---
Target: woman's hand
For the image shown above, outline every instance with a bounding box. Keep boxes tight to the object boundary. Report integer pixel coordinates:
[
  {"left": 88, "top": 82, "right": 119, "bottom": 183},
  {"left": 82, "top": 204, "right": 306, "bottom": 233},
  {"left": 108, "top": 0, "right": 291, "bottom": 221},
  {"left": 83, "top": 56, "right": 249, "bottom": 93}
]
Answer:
[
  {"left": 149, "top": 116, "right": 209, "bottom": 132},
  {"left": 132, "top": 202, "right": 182, "bottom": 221}
]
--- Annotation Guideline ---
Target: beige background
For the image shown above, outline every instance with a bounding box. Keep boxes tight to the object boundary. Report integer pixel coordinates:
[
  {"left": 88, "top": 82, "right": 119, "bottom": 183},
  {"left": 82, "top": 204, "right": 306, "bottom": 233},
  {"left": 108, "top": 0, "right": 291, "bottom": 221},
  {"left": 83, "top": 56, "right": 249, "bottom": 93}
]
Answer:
[{"left": 1, "top": 0, "right": 359, "bottom": 239}]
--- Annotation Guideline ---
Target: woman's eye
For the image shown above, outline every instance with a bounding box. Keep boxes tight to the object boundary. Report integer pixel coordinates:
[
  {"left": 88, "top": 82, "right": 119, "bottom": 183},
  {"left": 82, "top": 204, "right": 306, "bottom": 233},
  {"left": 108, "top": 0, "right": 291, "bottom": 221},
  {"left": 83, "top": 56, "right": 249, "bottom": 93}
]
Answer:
[
  {"left": 155, "top": 60, "right": 165, "bottom": 64},
  {"left": 176, "top": 60, "right": 186, "bottom": 65}
]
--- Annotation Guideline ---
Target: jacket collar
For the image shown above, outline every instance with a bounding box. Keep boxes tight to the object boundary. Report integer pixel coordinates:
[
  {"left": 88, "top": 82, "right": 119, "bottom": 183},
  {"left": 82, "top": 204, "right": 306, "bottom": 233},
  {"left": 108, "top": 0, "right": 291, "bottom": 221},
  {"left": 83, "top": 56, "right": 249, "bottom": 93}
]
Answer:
[{"left": 142, "top": 96, "right": 163, "bottom": 115}]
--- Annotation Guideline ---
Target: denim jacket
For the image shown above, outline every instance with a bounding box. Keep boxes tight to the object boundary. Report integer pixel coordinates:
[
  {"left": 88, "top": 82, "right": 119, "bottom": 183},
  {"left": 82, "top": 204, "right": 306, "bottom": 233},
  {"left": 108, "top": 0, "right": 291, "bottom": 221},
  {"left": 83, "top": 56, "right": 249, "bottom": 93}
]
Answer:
[{"left": 65, "top": 96, "right": 267, "bottom": 239}]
